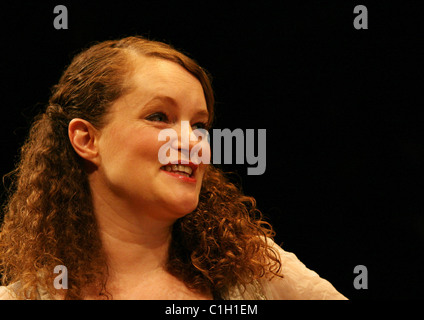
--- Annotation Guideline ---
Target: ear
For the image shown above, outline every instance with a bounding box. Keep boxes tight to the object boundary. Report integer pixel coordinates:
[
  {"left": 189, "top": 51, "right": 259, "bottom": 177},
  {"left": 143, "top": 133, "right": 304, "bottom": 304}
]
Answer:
[{"left": 68, "top": 118, "right": 100, "bottom": 166}]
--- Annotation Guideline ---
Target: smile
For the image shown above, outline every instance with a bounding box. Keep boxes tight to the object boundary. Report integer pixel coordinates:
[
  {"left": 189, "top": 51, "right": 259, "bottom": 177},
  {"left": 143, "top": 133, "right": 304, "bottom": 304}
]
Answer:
[
  {"left": 160, "top": 162, "right": 198, "bottom": 183},
  {"left": 161, "top": 164, "right": 193, "bottom": 177}
]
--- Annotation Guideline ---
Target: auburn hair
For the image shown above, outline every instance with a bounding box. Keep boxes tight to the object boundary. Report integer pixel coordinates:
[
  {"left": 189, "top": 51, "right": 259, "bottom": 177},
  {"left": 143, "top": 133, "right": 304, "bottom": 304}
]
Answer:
[{"left": 0, "top": 36, "right": 281, "bottom": 300}]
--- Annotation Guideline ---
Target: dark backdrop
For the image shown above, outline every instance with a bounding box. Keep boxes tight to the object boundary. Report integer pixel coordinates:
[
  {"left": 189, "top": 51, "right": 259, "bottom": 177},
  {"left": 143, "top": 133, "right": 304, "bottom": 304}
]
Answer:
[{"left": 0, "top": 1, "right": 422, "bottom": 299}]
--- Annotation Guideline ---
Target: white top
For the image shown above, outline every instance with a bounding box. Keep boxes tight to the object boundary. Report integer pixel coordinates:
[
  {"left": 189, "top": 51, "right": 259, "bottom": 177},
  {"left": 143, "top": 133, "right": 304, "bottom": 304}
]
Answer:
[
  {"left": 0, "top": 241, "right": 347, "bottom": 300},
  {"left": 226, "top": 241, "right": 347, "bottom": 300}
]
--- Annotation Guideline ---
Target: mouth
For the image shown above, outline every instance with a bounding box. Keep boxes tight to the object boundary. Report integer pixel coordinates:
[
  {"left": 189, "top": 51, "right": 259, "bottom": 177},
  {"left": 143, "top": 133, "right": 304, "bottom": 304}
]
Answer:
[{"left": 160, "top": 162, "right": 198, "bottom": 179}]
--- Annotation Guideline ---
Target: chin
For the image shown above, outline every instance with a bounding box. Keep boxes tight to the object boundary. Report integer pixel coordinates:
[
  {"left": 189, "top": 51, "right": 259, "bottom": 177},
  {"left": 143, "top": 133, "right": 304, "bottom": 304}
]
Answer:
[{"left": 167, "top": 197, "right": 199, "bottom": 217}]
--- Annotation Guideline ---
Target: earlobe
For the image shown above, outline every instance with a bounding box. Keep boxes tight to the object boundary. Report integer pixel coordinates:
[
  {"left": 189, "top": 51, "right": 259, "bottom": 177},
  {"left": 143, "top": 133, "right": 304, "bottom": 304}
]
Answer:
[{"left": 68, "top": 118, "right": 100, "bottom": 165}]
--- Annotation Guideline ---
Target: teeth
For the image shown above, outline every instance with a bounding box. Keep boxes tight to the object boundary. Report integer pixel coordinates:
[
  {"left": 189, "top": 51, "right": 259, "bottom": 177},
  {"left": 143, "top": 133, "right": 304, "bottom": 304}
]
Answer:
[{"left": 162, "top": 164, "right": 193, "bottom": 176}]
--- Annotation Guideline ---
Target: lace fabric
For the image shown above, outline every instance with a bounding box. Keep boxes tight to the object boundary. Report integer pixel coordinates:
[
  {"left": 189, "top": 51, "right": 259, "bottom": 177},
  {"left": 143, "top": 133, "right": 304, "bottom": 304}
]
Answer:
[{"left": 224, "top": 240, "right": 347, "bottom": 300}]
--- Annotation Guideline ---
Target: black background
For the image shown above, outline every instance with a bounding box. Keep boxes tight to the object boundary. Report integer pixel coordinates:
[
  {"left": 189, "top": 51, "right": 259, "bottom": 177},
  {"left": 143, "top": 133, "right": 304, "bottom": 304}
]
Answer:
[{"left": 0, "top": 1, "right": 423, "bottom": 300}]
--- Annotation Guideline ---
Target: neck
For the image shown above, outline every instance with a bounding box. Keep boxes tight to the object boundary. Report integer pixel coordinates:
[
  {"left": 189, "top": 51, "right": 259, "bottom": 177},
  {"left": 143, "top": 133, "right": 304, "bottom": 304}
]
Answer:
[{"left": 90, "top": 187, "right": 175, "bottom": 288}]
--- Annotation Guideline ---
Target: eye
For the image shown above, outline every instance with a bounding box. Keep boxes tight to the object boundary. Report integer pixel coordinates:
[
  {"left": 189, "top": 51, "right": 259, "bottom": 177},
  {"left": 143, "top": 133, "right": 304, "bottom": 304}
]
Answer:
[
  {"left": 145, "top": 112, "right": 169, "bottom": 123},
  {"left": 192, "top": 122, "right": 208, "bottom": 130}
]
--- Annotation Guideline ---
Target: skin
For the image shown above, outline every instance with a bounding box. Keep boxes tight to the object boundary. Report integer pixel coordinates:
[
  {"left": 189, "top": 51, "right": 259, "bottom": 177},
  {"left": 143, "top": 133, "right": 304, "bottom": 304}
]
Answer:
[{"left": 68, "top": 56, "right": 211, "bottom": 299}]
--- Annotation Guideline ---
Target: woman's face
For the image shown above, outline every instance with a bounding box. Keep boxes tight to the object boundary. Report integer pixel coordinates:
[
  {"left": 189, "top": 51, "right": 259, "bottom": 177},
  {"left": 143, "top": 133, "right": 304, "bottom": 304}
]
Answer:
[{"left": 94, "top": 57, "right": 210, "bottom": 222}]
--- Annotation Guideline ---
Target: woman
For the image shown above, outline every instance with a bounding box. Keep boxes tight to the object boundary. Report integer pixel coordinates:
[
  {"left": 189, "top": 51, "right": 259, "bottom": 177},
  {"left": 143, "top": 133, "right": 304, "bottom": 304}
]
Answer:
[{"left": 0, "top": 36, "right": 346, "bottom": 300}]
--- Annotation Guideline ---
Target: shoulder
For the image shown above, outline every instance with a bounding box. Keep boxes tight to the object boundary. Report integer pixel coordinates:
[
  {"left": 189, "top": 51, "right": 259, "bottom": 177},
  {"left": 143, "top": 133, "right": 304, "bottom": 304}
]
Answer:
[
  {"left": 0, "top": 285, "right": 18, "bottom": 300},
  {"left": 260, "top": 238, "right": 348, "bottom": 300},
  {"left": 0, "top": 282, "right": 55, "bottom": 300}
]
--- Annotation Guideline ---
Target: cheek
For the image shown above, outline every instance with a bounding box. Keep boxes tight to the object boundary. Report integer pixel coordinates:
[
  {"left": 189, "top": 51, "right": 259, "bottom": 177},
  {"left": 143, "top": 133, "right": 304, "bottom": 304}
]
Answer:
[
  {"left": 196, "top": 164, "right": 208, "bottom": 184},
  {"left": 134, "top": 130, "right": 163, "bottom": 163},
  {"left": 190, "top": 138, "right": 211, "bottom": 166},
  {"left": 100, "top": 126, "right": 163, "bottom": 170}
]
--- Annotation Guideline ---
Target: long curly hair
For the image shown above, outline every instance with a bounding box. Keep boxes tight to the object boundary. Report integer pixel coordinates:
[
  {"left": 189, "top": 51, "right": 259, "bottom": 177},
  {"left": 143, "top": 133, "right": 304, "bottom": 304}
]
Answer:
[{"left": 0, "top": 36, "right": 282, "bottom": 300}]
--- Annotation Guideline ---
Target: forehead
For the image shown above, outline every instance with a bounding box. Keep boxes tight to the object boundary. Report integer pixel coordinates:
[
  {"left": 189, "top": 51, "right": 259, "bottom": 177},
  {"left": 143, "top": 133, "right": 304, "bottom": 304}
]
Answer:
[
  {"left": 129, "top": 57, "right": 207, "bottom": 107},
  {"left": 104, "top": 56, "right": 209, "bottom": 124}
]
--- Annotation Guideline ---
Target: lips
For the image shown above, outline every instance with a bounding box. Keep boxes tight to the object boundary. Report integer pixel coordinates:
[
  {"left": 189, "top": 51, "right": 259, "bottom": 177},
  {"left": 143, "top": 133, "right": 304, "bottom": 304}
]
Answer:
[{"left": 160, "top": 161, "right": 198, "bottom": 179}]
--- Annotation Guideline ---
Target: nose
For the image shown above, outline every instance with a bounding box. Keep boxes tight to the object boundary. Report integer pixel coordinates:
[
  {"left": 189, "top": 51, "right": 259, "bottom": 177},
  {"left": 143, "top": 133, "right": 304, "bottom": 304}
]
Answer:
[
  {"left": 169, "top": 121, "right": 210, "bottom": 164},
  {"left": 170, "top": 121, "right": 196, "bottom": 152}
]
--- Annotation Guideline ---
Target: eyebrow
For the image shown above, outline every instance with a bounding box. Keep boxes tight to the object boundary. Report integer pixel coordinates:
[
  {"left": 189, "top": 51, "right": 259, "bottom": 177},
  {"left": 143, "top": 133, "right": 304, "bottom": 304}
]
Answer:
[{"left": 145, "top": 95, "right": 209, "bottom": 118}]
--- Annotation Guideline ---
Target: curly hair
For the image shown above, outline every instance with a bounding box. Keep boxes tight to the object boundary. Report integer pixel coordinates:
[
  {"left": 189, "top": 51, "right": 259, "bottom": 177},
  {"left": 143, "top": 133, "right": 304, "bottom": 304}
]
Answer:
[{"left": 0, "top": 36, "right": 282, "bottom": 300}]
